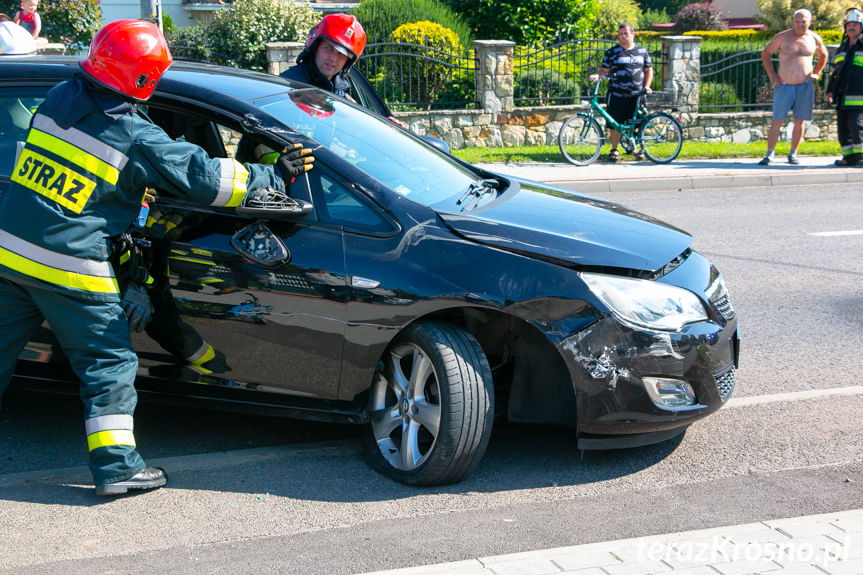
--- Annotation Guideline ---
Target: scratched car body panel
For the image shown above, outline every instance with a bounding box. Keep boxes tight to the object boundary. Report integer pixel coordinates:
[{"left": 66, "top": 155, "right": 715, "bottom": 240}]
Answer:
[{"left": 1, "top": 57, "right": 739, "bottom": 485}]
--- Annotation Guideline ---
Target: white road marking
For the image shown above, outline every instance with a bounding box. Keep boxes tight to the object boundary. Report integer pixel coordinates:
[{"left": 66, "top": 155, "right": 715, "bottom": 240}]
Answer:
[
  {"left": 725, "top": 385, "right": 863, "bottom": 408},
  {"left": 808, "top": 230, "right": 863, "bottom": 237}
]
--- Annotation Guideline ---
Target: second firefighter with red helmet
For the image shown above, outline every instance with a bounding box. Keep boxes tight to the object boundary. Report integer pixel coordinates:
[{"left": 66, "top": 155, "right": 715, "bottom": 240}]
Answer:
[{"left": 280, "top": 13, "right": 366, "bottom": 98}]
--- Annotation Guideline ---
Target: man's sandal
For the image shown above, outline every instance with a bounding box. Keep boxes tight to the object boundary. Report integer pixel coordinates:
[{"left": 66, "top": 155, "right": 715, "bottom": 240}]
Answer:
[{"left": 608, "top": 149, "right": 619, "bottom": 162}]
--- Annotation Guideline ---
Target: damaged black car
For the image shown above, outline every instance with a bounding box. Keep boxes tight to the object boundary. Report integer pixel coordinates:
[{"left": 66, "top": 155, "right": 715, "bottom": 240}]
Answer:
[{"left": 0, "top": 57, "right": 739, "bottom": 486}]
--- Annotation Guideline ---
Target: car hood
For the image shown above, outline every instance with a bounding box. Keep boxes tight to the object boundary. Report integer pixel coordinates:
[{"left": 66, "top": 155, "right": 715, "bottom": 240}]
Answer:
[{"left": 437, "top": 179, "right": 692, "bottom": 273}]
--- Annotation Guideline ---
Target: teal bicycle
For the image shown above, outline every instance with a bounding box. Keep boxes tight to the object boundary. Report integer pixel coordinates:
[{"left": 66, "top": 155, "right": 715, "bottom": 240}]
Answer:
[{"left": 558, "top": 78, "right": 683, "bottom": 166}]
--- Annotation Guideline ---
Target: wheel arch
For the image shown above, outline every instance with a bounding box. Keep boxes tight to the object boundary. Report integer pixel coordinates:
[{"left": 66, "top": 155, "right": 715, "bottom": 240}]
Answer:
[{"left": 388, "top": 306, "right": 579, "bottom": 427}]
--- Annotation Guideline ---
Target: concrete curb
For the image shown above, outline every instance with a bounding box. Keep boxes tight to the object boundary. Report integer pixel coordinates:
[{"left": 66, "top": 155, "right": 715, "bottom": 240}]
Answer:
[
  {"left": 474, "top": 158, "right": 863, "bottom": 192},
  {"left": 556, "top": 170, "right": 863, "bottom": 194}
]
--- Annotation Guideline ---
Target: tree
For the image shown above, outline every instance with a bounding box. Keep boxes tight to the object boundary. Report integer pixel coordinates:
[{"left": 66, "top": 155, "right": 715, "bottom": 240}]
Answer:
[
  {"left": 756, "top": 0, "right": 857, "bottom": 34},
  {"left": 593, "top": 0, "right": 643, "bottom": 37},
  {"left": 441, "top": 0, "right": 601, "bottom": 46},
  {"left": 4, "top": 0, "right": 101, "bottom": 50},
  {"left": 168, "top": 0, "right": 318, "bottom": 71}
]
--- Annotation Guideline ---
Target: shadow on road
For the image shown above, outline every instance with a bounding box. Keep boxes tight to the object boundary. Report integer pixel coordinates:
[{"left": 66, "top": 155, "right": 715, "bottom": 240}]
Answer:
[{"left": 0, "top": 389, "right": 684, "bottom": 505}]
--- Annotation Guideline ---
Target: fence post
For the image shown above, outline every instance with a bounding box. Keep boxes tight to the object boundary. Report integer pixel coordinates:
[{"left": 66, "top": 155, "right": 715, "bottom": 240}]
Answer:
[
  {"left": 264, "top": 41, "right": 305, "bottom": 76},
  {"left": 660, "top": 35, "right": 702, "bottom": 115},
  {"left": 474, "top": 40, "right": 515, "bottom": 114}
]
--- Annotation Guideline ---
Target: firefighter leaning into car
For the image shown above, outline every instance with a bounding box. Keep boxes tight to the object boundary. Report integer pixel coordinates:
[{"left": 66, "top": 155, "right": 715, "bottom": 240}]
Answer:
[
  {"left": 827, "top": 9, "right": 863, "bottom": 167},
  {"left": 280, "top": 13, "right": 366, "bottom": 99},
  {"left": 0, "top": 20, "right": 314, "bottom": 496}
]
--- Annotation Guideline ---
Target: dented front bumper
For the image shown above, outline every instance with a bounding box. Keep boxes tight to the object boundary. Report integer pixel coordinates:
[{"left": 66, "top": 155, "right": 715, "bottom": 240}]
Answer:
[{"left": 559, "top": 251, "right": 740, "bottom": 439}]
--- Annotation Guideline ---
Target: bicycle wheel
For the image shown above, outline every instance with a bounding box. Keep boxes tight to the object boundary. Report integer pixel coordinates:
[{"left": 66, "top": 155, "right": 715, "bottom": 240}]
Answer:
[
  {"left": 558, "top": 114, "right": 603, "bottom": 166},
  {"left": 638, "top": 112, "right": 683, "bottom": 164}
]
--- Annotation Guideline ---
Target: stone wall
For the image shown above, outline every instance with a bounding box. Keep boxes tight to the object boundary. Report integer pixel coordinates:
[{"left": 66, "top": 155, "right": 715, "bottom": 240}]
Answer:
[
  {"left": 265, "top": 37, "right": 838, "bottom": 150},
  {"left": 391, "top": 107, "right": 838, "bottom": 149}
]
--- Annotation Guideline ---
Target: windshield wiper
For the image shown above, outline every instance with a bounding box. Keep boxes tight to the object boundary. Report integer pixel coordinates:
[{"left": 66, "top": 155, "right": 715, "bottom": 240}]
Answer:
[{"left": 456, "top": 178, "right": 498, "bottom": 211}]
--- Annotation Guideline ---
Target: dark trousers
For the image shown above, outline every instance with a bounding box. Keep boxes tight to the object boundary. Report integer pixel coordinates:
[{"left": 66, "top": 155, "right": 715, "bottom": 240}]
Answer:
[
  {"left": 837, "top": 108, "right": 863, "bottom": 164},
  {"left": 0, "top": 277, "right": 145, "bottom": 485}
]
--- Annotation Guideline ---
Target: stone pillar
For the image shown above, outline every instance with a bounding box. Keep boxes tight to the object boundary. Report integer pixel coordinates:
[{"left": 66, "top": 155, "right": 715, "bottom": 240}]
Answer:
[
  {"left": 264, "top": 41, "right": 305, "bottom": 76},
  {"left": 473, "top": 40, "right": 515, "bottom": 114},
  {"left": 661, "top": 35, "right": 701, "bottom": 113}
]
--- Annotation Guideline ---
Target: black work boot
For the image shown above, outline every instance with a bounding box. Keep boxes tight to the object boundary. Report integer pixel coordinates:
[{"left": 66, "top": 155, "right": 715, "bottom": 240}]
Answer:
[{"left": 95, "top": 467, "right": 167, "bottom": 496}]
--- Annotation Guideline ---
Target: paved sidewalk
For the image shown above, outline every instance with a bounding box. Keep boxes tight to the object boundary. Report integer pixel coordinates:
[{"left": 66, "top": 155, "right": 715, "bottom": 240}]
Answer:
[
  {"left": 476, "top": 155, "right": 863, "bottom": 193},
  {"left": 359, "top": 509, "right": 863, "bottom": 575}
]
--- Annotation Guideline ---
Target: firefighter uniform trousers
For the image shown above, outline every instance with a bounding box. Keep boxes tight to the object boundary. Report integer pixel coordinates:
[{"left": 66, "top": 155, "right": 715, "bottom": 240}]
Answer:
[
  {"left": 829, "top": 37, "right": 863, "bottom": 163},
  {"left": 837, "top": 108, "right": 863, "bottom": 163},
  {"left": 0, "top": 279, "right": 144, "bottom": 484}
]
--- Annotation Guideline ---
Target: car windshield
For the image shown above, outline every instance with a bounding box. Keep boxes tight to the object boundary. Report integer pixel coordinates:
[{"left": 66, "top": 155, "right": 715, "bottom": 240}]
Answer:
[{"left": 252, "top": 89, "right": 477, "bottom": 207}]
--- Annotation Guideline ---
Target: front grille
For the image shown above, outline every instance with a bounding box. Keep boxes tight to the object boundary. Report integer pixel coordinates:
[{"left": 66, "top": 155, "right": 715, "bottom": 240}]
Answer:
[
  {"left": 711, "top": 293, "right": 735, "bottom": 321},
  {"left": 714, "top": 367, "right": 736, "bottom": 402}
]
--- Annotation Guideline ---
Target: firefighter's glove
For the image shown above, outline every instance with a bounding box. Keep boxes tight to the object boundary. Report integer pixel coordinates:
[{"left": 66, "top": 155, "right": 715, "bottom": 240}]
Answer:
[
  {"left": 276, "top": 143, "right": 315, "bottom": 181},
  {"left": 121, "top": 283, "right": 154, "bottom": 333}
]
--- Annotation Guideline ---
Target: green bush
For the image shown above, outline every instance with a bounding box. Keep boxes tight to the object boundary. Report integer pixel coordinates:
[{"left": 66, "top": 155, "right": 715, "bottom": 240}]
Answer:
[
  {"left": 699, "top": 81, "right": 744, "bottom": 111},
  {"left": 638, "top": 0, "right": 688, "bottom": 20},
  {"left": 514, "top": 68, "right": 578, "bottom": 106},
  {"left": 640, "top": 8, "right": 672, "bottom": 30},
  {"left": 3, "top": 0, "right": 101, "bottom": 50},
  {"left": 165, "top": 23, "right": 214, "bottom": 63},
  {"left": 354, "top": 0, "right": 472, "bottom": 43},
  {"left": 756, "top": 0, "right": 856, "bottom": 35},
  {"left": 391, "top": 21, "right": 461, "bottom": 108},
  {"left": 441, "top": 0, "right": 600, "bottom": 46},
  {"left": 206, "top": 0, "right": 318, "bottom": 71},
  {"left": 592, "top": 0, "right": 642, "bottom": 37},
  {"left": 674, "top": 2, "right": 728, "bottom": 32}
]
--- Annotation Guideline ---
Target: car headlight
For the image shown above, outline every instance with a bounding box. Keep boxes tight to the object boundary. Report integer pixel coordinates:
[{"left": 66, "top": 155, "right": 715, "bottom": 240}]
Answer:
[{"left": 581, "top": 272, "right": 708, "bottom": 331}]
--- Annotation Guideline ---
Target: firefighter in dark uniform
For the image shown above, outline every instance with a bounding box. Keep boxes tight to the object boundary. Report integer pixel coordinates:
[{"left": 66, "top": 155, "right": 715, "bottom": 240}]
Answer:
[
  {"left": 279, "top": 13, "right": 366, "bottom": 98},
  {"left": 0, "top": 20, "right": 314, "bottom": 496},
  {"left": 827, "top": 9, "right": 863, "bottom": 166}
]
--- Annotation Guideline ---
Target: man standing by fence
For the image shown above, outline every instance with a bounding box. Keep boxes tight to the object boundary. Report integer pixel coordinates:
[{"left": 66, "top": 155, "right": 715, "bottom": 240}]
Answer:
[{"left": 758, "top": 8, "right": 828, "bottom": 165}]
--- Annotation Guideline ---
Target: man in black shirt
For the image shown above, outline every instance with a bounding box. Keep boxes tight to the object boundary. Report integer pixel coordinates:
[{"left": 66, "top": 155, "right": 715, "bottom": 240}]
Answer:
[{"left": 589, "top": 23, "right": 653, "bottom": 162}]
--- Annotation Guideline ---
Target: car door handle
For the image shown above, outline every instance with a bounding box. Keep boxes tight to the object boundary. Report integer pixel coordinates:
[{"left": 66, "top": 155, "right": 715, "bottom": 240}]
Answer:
[{"left": 351, "top": 276, "right": 380, "bottom": 289}]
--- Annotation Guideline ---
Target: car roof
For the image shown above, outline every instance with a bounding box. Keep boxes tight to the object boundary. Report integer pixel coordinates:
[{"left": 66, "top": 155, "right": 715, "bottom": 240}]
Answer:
[{"left": 0, "top": 55, "right": 296, "bottom": 103}]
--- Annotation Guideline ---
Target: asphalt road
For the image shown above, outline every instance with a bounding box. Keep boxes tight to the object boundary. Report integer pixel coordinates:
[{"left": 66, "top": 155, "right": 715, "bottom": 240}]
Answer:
[{"left": 1, "top": 183, "right": 862, "bottom": 574}]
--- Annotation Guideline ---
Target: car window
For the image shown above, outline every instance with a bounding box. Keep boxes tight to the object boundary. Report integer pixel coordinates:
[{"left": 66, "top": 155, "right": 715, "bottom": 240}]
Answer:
[
  {"left": 308, "top": 168, "right": 392, "bottom": 233},
  {"left": 253, "top": 89, "right": 476, "bottom": 207},
  {"left": 346, "top": 70, "right": 389, "bottom": 118},
  {"left": 141, "top": 104, "right": 230, "bottom": 158},
  {"left": 0, "top": 92, "right": 43, "bottom": 180}
]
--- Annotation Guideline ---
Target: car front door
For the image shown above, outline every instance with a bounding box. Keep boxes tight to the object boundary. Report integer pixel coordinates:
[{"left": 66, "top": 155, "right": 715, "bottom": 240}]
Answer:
[{"left": 130, "top": 106, "right": 350, "bottom": 400}]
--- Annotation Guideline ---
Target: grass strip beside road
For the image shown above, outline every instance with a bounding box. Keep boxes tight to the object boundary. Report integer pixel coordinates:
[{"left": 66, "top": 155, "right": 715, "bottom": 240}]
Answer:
[{"left": 451, "top": 141, "right": 842, "bottom": 164}]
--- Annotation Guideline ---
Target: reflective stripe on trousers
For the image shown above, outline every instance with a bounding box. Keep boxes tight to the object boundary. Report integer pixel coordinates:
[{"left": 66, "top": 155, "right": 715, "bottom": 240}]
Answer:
[
  {"left": 0, "top": 229, "right": 119, "bottom": 296},
  {"left": 0, "top": 278, "right": 145, "bottom": 484}
]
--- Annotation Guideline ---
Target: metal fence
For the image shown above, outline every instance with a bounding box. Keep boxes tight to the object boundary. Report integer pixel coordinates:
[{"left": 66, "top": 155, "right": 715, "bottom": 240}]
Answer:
[
  {"left": 355, "top": 39, "right": 476, "bottom": 110},
  {"left": 169, "top": 35, "right": 830, "bottom": 113},
  {"left": 355, "top": 35, "right": 667, "bottom": 110},
  {"left": 511, "top": 35, "right": 665, "bottom": 107},
  {"left": 699, "top": 39, "right": 833, "bottom": 113}
]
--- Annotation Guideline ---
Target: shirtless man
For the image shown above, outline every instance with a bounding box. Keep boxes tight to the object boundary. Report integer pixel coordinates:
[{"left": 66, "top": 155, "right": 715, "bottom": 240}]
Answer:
[{"left": 759, "top": 8, "right": 828, "bottom": 165}]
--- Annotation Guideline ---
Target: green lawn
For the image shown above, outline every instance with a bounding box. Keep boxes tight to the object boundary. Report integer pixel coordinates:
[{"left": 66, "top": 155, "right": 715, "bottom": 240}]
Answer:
[{"left": 450, "top": 141, "right": 842, "bottom": 164}]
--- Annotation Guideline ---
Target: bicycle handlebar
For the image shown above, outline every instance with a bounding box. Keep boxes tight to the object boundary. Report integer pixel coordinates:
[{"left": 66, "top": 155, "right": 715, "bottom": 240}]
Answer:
[{"left": 589, "top": 77, "right": 652, "bottom": 98}]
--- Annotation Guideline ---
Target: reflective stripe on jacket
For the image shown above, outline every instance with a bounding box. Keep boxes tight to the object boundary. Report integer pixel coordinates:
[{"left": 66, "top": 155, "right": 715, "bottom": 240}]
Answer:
[
  {"left": 829, "top": 38, "right": 863, "bottom": 110},
  {"left": 0, "top": 75, "right": 283, "bottom": 302}
]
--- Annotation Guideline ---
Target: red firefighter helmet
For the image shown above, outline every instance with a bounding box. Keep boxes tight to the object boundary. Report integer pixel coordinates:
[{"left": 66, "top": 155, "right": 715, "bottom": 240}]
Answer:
[
  {"left": 80, "top": 19, "right": 173, "bottom": 102},
  {"left": 303, "top": 13, "right": 366, "bottom": 70}
]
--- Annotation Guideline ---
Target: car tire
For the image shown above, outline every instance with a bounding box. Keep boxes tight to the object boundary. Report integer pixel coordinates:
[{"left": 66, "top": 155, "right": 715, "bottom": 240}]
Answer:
[{"left": 364, "top": 321, "right": 494, "bottom": 486}]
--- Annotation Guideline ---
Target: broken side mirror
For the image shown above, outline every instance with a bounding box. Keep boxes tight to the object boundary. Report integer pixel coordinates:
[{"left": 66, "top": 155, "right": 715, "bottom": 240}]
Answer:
[{"left": 230, "top": 221, "right": 290, "bottom": 266}]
